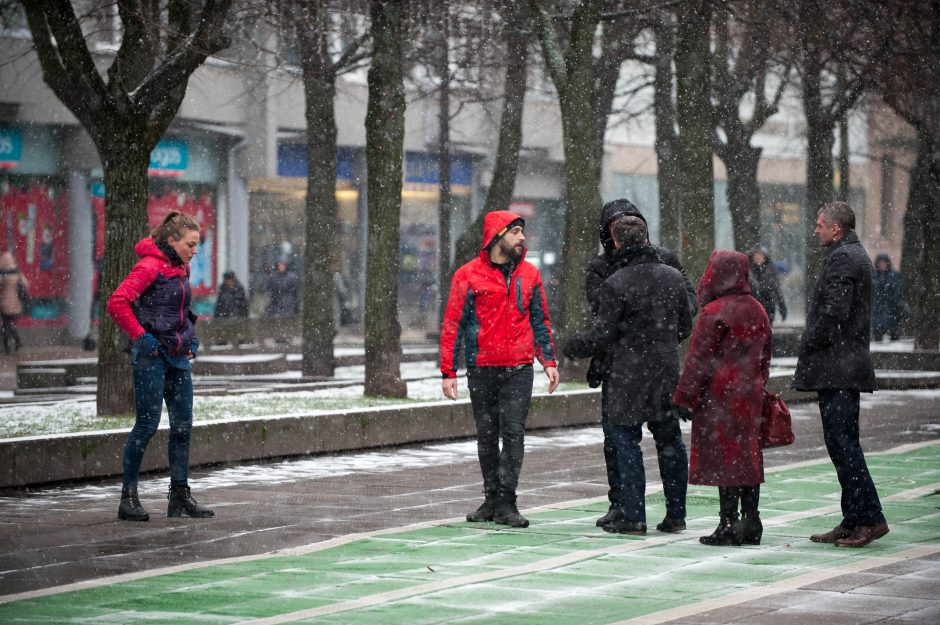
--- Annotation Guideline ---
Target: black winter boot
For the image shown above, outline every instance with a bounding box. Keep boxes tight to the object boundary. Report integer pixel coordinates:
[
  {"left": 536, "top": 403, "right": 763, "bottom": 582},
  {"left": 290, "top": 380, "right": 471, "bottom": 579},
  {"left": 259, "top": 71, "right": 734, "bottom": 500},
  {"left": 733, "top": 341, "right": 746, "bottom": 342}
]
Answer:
[
  {"left": 493, "top": 492, "right": 529, "bottom": 528},
  {"left": 466, "top": 492, "right": 498, "bottom": 522},
  {"left": 118, "top": 486, "right": 149, "bottom": 522},
  {"left": 740, "top": 485, "right": 762, "bottom": 545},
  {"left": 596, "top": 505, "right": 625, "bottom": 527},
  {"left": 700, "top": 487, "right": 742, "bottom": 546},
  {"left": 167, "top": 485, "right": 215, "bottom": 518}
]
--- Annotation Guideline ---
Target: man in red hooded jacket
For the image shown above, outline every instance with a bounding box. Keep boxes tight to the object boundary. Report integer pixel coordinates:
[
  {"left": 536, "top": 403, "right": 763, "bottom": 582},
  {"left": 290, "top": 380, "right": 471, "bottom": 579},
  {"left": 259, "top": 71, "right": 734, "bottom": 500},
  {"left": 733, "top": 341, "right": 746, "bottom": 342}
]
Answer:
[{"left": 440, "top": 210, "right": 560, "bottom": 528}]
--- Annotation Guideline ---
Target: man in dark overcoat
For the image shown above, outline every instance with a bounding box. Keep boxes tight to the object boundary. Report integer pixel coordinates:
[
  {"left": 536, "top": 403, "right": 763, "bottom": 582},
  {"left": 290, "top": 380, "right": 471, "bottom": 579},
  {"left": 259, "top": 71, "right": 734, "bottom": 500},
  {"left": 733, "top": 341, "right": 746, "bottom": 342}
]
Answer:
[
  {"left": 793, "top": 201, "right": 887, "bottom": 548},
  {"left": 565, "top": 216, "right": 693, "bottom": 535},
  {"left": 583, "top": 199, "right": 697, "bottom": 533}
]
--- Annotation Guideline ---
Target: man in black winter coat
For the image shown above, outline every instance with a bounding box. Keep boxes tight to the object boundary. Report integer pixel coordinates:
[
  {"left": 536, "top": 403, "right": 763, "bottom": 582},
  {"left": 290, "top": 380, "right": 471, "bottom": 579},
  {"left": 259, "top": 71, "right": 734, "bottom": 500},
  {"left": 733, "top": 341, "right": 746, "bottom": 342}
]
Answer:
[
  {"left": 565, "top": 215, "right": 693, "bottom": 536},
  {"left": 582, "top": 199, "right": 697, "bottom": 532},
  {"left": 794, "top": 201, "right": 887, "bottom": 548}
]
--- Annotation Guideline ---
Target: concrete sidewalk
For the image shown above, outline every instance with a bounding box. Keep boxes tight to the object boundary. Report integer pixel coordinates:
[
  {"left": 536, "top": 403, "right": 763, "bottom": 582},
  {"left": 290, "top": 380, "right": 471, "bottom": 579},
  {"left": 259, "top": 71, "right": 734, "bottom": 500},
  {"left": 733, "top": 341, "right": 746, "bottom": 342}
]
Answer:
[{"left": 1, "top": 389, "right": 938, "bottom": 624}]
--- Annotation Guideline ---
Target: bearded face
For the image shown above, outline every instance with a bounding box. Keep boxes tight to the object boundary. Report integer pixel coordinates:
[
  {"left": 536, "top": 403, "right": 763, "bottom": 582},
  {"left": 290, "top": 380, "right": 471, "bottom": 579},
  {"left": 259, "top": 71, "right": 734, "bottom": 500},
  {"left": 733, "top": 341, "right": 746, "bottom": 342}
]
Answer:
[{"left": 497, "top": 229, "right": 526, "bottom": 262}]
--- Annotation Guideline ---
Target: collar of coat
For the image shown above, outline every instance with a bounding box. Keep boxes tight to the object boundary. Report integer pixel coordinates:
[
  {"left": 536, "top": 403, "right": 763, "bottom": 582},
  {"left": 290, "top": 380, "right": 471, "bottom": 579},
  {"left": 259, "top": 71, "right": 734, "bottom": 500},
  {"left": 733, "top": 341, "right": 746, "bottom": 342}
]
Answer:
[
  {"left": 823, "top": 230, "right": 860, "bottom": 260},
  {"left": 611, "top": 244, "right": 658, "bottom": 269}
]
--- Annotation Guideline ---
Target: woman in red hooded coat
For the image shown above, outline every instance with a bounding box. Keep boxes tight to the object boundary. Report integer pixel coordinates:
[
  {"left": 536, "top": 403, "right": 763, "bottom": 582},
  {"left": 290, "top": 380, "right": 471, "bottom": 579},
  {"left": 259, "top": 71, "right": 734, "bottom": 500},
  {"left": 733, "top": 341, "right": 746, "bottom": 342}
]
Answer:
[{"left": 673, "top": 250, "right": 772, "bottom": 546}]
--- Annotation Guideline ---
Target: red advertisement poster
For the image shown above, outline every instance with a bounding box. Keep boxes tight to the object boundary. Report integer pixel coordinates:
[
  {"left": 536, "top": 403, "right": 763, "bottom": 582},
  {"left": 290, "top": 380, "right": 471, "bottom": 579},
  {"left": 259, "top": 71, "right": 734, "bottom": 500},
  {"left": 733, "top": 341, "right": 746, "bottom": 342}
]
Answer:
[{"left": 1, "top": 180, "right": 68, "bottom": 299}]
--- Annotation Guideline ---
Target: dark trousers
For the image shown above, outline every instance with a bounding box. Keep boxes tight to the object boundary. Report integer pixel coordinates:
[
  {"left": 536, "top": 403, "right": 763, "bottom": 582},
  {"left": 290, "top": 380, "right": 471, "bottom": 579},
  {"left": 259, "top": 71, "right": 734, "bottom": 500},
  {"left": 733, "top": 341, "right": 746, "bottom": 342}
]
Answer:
[
  {"left": 1, "top": 314, "right": 20, "bottom": 353},
  {"left": 600, "top": 381, "right": 621, "bottom": 507},
  {"left": 609, "top": 417, "right": 688, "bottom": 524},
  {"left": 467, "top": 365, "right": 534, "bottom": 497},
  {"left": 818, "top": 389, "right": 885, "bottom": 528},
  {"left": 122, "top": 352, "right": 194, "bottom": 489}
]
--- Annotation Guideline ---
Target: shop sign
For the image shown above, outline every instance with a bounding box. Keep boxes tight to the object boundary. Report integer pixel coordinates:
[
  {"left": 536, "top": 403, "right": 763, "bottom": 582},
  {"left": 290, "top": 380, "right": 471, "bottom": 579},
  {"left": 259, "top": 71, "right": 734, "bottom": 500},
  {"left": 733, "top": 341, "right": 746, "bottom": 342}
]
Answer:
[
  {"left": 149, "top": 139, "right": 188, "bottom": 177},
  {"left": 0, "top": 127, "right": 22, "bottom": 169}
]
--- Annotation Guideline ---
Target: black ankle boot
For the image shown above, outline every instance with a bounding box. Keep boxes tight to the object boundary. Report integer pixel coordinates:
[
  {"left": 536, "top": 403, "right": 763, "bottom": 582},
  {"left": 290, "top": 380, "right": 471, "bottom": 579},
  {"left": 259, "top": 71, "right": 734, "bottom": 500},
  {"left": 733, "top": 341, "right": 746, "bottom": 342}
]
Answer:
[
  {"left": 167, "top": 485, "right": 214, "bottom": 518},
  {"left": 493, "top": 492, "right": 529, "bottom": 528},
  {"left": 118, "top": 486, "right": 149, "bottom": 521},
  {"left": 741, "top": 511, "right": 763, "bottom": 545},
  {"left": 467, "top": 492, "right": 497, "bottom": 522},
  {"left": 596, "top": 505, "right": 624, "bottom": 527},
  {"left": 699, "top": 515, "right": 743, "bottom": 546}
]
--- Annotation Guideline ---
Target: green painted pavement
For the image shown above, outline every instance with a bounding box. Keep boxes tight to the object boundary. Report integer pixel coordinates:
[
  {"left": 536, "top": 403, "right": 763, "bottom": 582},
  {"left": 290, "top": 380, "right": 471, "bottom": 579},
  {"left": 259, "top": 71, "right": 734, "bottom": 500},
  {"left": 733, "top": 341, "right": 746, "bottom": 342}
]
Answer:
[{"left": 2, "top": 444, "right": 939, "bottom": 625}]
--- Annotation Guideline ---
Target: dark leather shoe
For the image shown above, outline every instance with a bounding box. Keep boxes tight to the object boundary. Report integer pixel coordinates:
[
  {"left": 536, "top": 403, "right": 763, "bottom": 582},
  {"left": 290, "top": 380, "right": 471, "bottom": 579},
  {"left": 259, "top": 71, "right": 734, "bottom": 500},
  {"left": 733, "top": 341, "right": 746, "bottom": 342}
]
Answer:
[
  {"left": 596, "top": 506, "right": 624, "bottom": 527},
  {"left": 810, "top": 523, "right": 852, "bottom": 543},
  {"left": 835, "top": 522, "right": 889, "bottom": 548},
  {"left": 602, "top": 519, "right": 647, "bottom": 535},
  {"left": 655, "top": 516, "right": 686, "bottom": 533}
]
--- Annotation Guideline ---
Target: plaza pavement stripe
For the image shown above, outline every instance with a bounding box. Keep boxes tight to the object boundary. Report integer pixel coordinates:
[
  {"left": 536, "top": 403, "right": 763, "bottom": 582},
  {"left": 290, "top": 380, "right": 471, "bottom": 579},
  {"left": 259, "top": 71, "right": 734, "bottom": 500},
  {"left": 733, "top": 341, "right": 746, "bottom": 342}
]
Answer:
[
  {"left": 225, "top": 478, "right": 940, "bottom": 625},
  {"left": 1, "top": 439, "right": 936, "bottom": 610},
  {"left": 608, "top": 543, "right": 940, "bottom": 625}
]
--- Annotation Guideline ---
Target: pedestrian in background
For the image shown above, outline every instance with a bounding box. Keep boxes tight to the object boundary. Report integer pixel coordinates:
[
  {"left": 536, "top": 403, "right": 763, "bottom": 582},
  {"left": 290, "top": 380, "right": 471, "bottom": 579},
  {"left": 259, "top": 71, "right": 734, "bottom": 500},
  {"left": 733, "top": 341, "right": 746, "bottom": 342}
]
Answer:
[
  {"left": 565, "top": 215, "right": 692, "bottom": 536},
  {"left": 872, "top": 253, "right": 905, "bottom": 341},
  {"left": 107, "top": 211, "right": 214, "bottom": 522},
  {"left": 582, "top": 199, "right": 696, "bottom": 532},
  {"left": 266, "top": 256, "right": 300, "bottom": 318},
  {"left": 673, "top": 250, "right": 772, "bottom": 546},
  {"left": 440, "top": 210, "right": 560, "bottom": 528},
  {"left": 748, "top": 247, "right": 787, "bottom": 324},
  {"left": 794, "top": 201, "right": 887, "bottom": 548},
  {"left": 0, "top": 251, "right": 27, "bottom": 354},
  {"left": 215, "top": 270, "right": 249, "bottom": 318}
]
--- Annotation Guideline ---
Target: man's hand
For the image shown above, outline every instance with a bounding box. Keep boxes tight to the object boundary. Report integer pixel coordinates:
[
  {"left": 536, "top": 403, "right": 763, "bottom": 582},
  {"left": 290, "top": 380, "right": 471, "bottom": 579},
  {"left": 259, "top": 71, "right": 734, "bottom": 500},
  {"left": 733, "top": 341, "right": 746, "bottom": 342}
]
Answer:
[
  {"left": 442, "top": 378, "right": 458, "bottom": 400},
  {"left": 545, "top": 366, "right": 560, "bottom": 394}
]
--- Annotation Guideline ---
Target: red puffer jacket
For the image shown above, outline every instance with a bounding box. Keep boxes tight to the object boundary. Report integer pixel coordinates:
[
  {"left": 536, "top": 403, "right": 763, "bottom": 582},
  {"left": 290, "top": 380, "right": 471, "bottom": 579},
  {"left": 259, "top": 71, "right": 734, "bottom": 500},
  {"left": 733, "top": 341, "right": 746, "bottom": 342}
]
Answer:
[
  {"left": 440, "top": 210, "right": 557, "bottom": 378},
  {"left": 107, "top": 238, "right": 196, "bottom": 357}
]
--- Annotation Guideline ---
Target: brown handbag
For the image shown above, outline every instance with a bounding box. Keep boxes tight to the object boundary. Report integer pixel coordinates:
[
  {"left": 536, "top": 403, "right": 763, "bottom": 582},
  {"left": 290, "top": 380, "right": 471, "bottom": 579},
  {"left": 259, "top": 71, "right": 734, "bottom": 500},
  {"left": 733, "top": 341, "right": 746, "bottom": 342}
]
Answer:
[{"left": 761, "top": 390, "right": 794, "bottom": 448}]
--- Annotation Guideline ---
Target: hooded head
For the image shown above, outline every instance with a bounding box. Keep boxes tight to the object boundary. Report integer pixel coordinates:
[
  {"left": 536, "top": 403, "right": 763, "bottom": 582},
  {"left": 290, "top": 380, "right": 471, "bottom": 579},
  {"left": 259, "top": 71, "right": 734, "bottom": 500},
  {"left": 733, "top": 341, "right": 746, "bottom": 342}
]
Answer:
[
  {"left": 874, "top": 253, "right": 892, "bottom": 271},
  {"left": 598, "top": 199, "right": 647, "bottom": 255},
  {"left": 482, "top": 210, "right": 525, "bottom": 253},
  {"left": 697, "top": 250, "right": 752, "bottom": 307}
]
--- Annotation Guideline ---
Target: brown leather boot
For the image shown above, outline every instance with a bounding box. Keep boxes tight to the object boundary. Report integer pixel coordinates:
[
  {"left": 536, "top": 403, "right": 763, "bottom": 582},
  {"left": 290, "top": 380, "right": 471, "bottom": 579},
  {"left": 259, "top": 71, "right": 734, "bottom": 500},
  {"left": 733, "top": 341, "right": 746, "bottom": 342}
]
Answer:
[{"left": 810, "top": 523, "right": 852, "bottom": 543}]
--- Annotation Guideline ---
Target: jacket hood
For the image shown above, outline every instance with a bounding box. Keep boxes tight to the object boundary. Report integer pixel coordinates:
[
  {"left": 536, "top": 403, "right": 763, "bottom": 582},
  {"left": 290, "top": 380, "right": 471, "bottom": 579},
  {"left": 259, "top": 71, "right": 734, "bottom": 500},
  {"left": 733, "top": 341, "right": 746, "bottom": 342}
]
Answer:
[
  {"left": 134, "top": 237, "right": 169, "bottom": 262},
  {"left": 482, "top": 210, "right": 525, "bottom": 252},
  {"left": 697, "top": 250, "right": 752, "bottom": 307},
  {"left": 874, "top": 253, "right": 893, "bottom": 270},
  {"left": 599, "top": 199, "right": 647, "bottom": 255}
]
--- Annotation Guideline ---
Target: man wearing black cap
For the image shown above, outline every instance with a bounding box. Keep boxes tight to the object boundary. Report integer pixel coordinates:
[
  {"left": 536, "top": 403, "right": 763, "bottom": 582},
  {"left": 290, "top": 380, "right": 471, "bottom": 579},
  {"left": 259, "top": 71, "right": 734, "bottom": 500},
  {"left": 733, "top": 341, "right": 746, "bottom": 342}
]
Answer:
[
  {"left": 214, "top": 271, "right": 249, "bottom": 319},
  {"left": 440, "top": 210, "right": 560, "bottom": 528},
  {"left": 584, "top": 199, "right": 697, "bottom": 534}
]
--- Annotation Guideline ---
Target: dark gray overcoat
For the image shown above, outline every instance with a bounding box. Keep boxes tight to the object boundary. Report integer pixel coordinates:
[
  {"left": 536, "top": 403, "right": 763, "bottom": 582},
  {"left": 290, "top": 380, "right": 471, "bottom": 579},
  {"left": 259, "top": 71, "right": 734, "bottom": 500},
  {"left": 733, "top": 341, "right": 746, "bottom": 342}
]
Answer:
[{"left": 792, "top": 231, "right": 877, "bottom": 391}]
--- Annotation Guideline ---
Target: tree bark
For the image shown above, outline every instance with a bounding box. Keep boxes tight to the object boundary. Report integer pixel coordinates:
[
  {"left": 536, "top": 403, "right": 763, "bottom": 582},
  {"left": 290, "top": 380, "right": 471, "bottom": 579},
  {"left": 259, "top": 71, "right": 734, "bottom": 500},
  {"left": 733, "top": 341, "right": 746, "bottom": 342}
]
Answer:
[
  {"left": 653, "top": 19, "right": 680, "bottom": 252},
  {"left": 437, "top": 4, "right": 453, "bottom": 327},
  {"left": 901, "top": 131, "right": 940, "bottom": 349},
  {"left": 719, "top": 142, "right": 763, "bottom": 252},
  {"left": 530, "top": 0, "right": 606, "bottom": 344},
  {"left": 364, "top": 0, "right": 407, "bottom": 397},
  {"left": 674, "top": 0, "right": 714, "bottom": 282},
  {"left": 23, "top": 0, "right": 232, "bottom": 416}
]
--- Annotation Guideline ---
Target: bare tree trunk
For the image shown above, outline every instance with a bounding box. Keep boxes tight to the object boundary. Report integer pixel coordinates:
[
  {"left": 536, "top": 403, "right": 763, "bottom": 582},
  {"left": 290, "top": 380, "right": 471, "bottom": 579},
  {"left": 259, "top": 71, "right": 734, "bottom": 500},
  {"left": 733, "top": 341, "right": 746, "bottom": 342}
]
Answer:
[
  {"left": 654, "top": 20, "right": 680, "bottom": 252},
  {"left": 720, "top": 142, "right": 763, "bottom": 252},
  {"left": 437, "top": 4, "right": 452, "bottom": 327},
  {"left": 901, "top": 130, "right": 940, "bottom": 349},
  {"left": 291, "top": 3, "right": 340, "bottom": 379},
  {"left": 97, "top": 138, "right": 150, "bottom": 416},
  {"left": 838, "top": 113, "right": 850, "bottom": 202},
  {"left": 674, "top": 0, "right": 714, "bottom": 282},
  {"left": 447, "top": 0, "right": 529, "bottom": 275},
  {"left": 364, "top": 0, "right": 407, "bottom": 397}
]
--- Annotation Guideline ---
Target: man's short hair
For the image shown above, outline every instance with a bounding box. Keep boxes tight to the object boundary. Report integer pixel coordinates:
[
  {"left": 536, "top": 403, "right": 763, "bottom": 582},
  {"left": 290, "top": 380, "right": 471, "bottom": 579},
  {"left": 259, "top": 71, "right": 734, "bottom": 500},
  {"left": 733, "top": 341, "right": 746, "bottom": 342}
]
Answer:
[
  {"left": 818, "top": 201, "right": 856, "bottom": 231},
  {"left": 610, "top": 215, "right": 648, "bottom": 247}
]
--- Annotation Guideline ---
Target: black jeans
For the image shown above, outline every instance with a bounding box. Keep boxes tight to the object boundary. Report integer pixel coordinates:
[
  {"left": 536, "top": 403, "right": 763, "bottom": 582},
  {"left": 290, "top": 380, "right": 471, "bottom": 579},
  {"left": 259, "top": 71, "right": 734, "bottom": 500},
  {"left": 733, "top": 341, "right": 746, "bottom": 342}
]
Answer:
[
  {"left": 467, "top": 365, "right": 534, "bottom": 497},
  {"left": 818, "top": 389, "right": 885, "bottom": 528},
  {"left": 1, "top": 314, "right": 21, "bottom": 353}
]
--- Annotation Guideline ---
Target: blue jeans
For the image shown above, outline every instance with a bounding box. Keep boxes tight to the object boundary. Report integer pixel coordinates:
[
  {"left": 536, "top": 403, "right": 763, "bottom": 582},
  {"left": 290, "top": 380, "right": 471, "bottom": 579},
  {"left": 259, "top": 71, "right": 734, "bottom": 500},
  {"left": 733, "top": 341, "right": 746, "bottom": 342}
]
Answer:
[
  {"left": 818, "top": 389, "right": 885, "bottom": 528},
  {"left": 466, "top": 365, "right": 534, "bottom": 497},
  {"left": 122, "top": 352, "right": 194, "bottom": 489},
  {"left": 609, "top": 418, "right": 688, "bottom": 524}
]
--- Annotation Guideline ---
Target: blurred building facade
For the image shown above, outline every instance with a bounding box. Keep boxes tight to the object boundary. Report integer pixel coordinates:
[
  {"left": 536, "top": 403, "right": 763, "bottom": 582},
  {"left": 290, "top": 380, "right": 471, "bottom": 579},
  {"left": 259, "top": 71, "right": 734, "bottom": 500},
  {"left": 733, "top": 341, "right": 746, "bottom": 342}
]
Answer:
[{"left": 0, "top": 7, "right": 915, "bottom": 338}]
